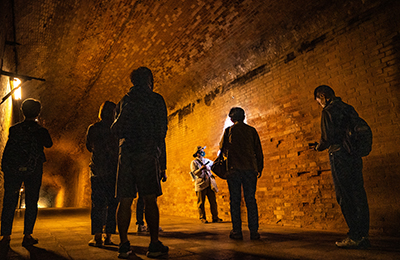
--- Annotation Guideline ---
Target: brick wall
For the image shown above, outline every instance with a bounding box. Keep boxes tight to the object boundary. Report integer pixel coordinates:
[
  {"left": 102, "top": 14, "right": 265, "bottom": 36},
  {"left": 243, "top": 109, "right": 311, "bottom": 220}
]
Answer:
[
  {"left": 158, "top": 0, "right": 400, "bottom": 235},
  {"left": 0, "top": 0, "right": 399, "bottom": 236},
  {"left": 0, "top": 0, "right": 15, "bottom": 214}
]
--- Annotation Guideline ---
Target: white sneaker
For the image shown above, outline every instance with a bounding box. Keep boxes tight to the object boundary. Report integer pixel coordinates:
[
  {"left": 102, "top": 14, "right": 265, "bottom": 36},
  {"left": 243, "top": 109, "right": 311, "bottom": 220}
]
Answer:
[{"left": 137, "top": 224, "right": 147, "bottom": 232}]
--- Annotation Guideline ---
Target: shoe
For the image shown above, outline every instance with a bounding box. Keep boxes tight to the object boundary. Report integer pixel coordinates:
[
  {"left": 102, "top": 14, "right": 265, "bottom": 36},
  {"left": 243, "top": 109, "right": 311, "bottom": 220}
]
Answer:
[
  {"left": 200, "top": 219, "right": 208, "bottom": 224},
  {"left": 137, "top": 224, "right": 147, "bottom": 232},
  {"left": 88, "top": 238, "right": 103, "bottom": 247},
  {"left": 146, "top": 240, "right": 169, "bottom": 258},
  {"left": 22, "top": 236, "right": 39, "bottom": 247},
  {"left": 250, "top": 231, "right": 260, "bottom": 240},
  {"left": 118, "top": 241, "right": 132, "bottom": 259},
  {"left": 229, "top": 230, "right": 243, "bottom": 240},
  {"left": 335, "top": 237, "right": 370, "bottom": 249},
  {"left": 212, "top": 218, "right": 223, "bottom": 223}
]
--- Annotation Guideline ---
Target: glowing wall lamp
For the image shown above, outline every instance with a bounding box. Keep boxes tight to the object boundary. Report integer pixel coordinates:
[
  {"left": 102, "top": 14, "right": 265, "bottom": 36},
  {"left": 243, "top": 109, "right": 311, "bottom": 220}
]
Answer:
[
  {"left": 0, "top": 70, "right": 45, "bottom": 105},
  {"left": 10, "top": 77, "right": 22, "bottom": 100}
]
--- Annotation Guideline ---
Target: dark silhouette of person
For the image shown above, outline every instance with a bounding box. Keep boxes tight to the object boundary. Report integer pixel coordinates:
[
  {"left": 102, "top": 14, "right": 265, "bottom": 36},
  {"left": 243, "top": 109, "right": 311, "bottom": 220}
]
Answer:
[
  {"left": 1, "top": 98, "right": 53, "bottom": 247},
  {"left": 190, "top": 146, "right": 222, "bottom": 224},
  {"left": 111, "top": 67, "right": 168, "bottom": 259},
  {"left": 312, "top": 85, "right": 370, "bottom": 249},
  {"left": 85, "top": 101, "right": 119, "bottom": 247},
  {"left": 219, "top": 107, "right": 264, "bottom": 240},
  {"left": 136, "top": 195, "right": 164, "bottom": 232}
]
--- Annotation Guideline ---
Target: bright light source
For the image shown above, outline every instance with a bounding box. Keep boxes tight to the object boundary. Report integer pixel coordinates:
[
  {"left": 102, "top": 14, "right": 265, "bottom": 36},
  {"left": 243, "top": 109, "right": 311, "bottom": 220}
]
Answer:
[
  {"left": 11, "top": 78, "right": 22, "bottom": 100},
  {"left": 223, "top": 115, "right": 247, "bottom": 129}
]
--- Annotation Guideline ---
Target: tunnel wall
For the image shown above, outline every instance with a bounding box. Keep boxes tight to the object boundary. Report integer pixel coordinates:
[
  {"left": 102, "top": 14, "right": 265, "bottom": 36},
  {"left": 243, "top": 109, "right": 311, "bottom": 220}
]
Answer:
[
  {"left": 0, "top": 0, "right": 15, "bottom": 214},
  {"left": 159, "top": 1, "right": 400, "bottom": 235},
  {"left": 0, "top": 0, "right": 399, "bottom": 237}
]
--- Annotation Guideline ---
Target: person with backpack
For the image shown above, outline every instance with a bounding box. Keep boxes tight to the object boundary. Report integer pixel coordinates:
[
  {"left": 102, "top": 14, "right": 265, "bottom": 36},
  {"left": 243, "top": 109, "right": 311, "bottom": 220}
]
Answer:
[
  {"left": 0, "top": 98, "right": 53, "bottom": 247},
  {"left": 312, "top": 85, "right": 371, "bottom": 249},
  {"left": 190, "top": 146, "right": 222, "bottom": 224}
]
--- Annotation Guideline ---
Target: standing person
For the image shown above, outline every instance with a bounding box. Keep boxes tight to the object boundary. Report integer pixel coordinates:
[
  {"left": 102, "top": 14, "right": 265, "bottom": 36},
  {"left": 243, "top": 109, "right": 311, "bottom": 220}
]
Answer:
[
  {"left": 112, "top": 67, "right": 168, "bottom": 259},
  {"left": 219, "top": 107, "right": 263, "bottom": 240},
  {"left": 85, "top": 101, "right": 119, "bottom": 247},
  {"left": 0, "top": 98, "right": 53, "bottom": 247},
  {"left": 312, "top": 85, "right": 370, "bottom": 249},
  {"left": 190, "top": 146, "right": 222, "bottom": 224}
]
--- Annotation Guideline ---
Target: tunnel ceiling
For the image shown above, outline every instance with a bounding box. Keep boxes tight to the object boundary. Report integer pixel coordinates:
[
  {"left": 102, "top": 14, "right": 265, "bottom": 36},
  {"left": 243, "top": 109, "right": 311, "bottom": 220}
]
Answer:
[{"left": 2, "top": 0, "right": 368, "bottom": 143}]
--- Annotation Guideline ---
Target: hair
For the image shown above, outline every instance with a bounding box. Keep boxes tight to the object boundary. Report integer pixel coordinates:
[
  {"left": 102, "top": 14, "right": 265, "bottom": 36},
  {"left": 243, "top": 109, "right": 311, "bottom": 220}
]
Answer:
[
  {"left": 314, "top": 85, "right": 335, "bottom": 99},
  {"left": 229, "top": 107, "right": 245, "bottom": 122},
  {"left": 98, "top": 101, "right": 116, "bottom": 121},
  {"left": 21, "top": 98, "right": 41, "bottom": 119},
  {"left": 130, "top": 67, "right": 154, "bottom": 90}
]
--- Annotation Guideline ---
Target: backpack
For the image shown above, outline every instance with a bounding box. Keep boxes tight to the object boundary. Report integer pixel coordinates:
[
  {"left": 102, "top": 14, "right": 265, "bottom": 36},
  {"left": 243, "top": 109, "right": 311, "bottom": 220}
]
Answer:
[
  {"left": 343, "top": 112, "right": 373, "bottom": 157},
  {"left": 1, "top": 124, "right": 41, "bottom": 175}
]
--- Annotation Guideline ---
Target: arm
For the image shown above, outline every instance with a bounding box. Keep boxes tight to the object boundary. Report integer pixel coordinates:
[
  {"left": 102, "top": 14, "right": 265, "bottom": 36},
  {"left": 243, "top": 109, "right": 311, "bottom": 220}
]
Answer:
[
  {"left": 253, "top": 129, "right": 264, "bottom": 178},
  {"left": 316, "top": 110, "right": 333, "bottom": 151},
  {"left": 38, "top": 127, "right": 53, "bottom": 148},
  {"left": 158, "top": 95, "right": 168, "bottom": 171},
  {"left": 219, "top": 128, "right": 229, "bottom": 157},
  {"left": 190, "top": 160, "right": 206, "bottom": 178}
]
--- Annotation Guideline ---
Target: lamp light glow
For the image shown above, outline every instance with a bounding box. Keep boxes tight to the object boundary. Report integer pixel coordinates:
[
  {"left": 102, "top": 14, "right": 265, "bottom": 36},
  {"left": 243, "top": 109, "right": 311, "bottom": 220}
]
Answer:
[{"left": 11, "top": 78, "right": 22, "bottom": 100}]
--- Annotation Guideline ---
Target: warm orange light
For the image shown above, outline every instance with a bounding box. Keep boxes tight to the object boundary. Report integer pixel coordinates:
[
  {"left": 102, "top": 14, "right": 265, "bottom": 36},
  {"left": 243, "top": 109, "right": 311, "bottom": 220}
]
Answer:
[{"left": 11, "top": 78, "right": 22, "bottom": 100}]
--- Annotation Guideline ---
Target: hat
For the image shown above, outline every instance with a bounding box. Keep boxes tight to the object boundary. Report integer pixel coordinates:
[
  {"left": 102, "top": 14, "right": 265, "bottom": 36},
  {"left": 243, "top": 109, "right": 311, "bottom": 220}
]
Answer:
[{"left": 193, "top": 146, "right": 206, "bottom": 157}]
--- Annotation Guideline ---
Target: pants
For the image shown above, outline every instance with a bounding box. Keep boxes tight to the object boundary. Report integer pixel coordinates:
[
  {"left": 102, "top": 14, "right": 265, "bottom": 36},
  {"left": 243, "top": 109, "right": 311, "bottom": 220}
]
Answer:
[
  {"left": 1, "top": 165, "right": 43, "bottom": 236},
  {"left": 196, "top": 186, "right": 219, "bottom": 221},
  {"left": 91, "top": 176, "right": 118, "bottom": 234},
  {"left": 329, "top": 149, "right": 369, "bottom": 240},
  {"left": 227, "top": 170, "right": 259, "bottom": 233}
]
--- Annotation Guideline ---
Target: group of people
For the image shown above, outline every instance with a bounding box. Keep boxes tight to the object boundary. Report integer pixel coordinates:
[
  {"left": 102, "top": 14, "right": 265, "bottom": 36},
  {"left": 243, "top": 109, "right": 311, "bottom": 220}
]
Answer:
[{"left": 0, "top": 64, "right": 371, "bottom": 260}]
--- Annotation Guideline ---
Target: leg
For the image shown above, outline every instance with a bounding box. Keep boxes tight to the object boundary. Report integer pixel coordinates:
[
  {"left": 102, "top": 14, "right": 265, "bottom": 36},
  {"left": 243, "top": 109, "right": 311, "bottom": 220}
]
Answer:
[
  {"left": 117, "top": 197, "right": 133, "bottom": 244},
  {"left": 227, "top": 171, "right": 243, "bottom": 233},
  {"left": 143, "top": 194, "right": 159, "bottom": 243},
  {"left": 90, "top": 177, "right": 106, "bottom": 237},
  {"left": 104, "top": 179, "right": 118, "bottom": 235},
  {"left": 330, "top": 151, "right": 369, "bottom": 241},
  {"left": 136, "top": 196, "right": 145, "bottom": 226},
  {"left": 196, "top": 189, "right": 207, "bottom": 221},
  {"left": 205, "top": 187, "right": 219, "bottom": 221},
  {"left": 22, "top": 169, "right": 42, "bottom": 236},
  {"left": 1, "top": 174, "right": 23, "bottom": 237},
  {"left": 242, "top": 170, "right": 259, "bottom": 235}
]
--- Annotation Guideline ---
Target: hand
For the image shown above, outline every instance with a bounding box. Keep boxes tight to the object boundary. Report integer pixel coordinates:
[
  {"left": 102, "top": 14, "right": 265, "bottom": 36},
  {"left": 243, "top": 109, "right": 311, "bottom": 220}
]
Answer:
[
  {"left": 257, "top": 172, "right": 262, "bottom": 178},
  {"left": 308, "top": 142, "right": 318, "bottom": 150},
  {"left": 160, "top": 170, "right": 167, "bottom": 182}
]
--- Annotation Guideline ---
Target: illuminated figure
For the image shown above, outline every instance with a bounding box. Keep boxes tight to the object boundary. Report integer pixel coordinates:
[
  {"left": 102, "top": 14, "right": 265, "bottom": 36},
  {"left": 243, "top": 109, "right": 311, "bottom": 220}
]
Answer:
[
  {"left": 85, "top": 101, "right": 119, "bottom": 247},
  {"left": 190, "top": 146, "right": 222, "bottom": 224},
  {"left": 219, "top": 107, "right": 264, "bottom": 240},
  {"left": 1, "top": 99, "right": 53, "bottom": 247},
  {"left": 312, "top": 85, "right": 370, "bottom": 249},
  {"left": 111, "top": 67, "right": 168, "bottom": 259}
]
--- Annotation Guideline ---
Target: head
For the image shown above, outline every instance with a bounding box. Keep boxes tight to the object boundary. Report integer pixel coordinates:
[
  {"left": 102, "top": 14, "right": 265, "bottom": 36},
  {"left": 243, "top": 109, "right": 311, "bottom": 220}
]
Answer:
[
  {"left": 130, "top": 67, "right": 154, "bottom": 91},
  {"left": 229, "top": 107, "right": 245, "bottom": 123},
  {"left": 193, "top": 146, "right": 206, "bottom": 158},
  {"left": 98, "top": 101, "right": 116, "bottom": 122},
  {"left": 21, "top": 98, "right": 41, "bottom": 120},
  {"left": 314, "top": 85, "right": 335, "bottom": 108}
]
